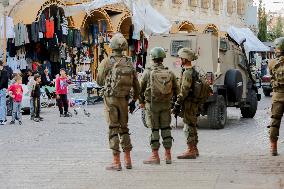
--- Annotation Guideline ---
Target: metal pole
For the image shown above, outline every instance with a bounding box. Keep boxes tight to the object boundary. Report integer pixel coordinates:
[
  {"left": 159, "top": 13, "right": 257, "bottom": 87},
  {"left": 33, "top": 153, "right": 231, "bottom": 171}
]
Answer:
[{"left": 3, "top": 8, "right": 7, "bottom": 65}]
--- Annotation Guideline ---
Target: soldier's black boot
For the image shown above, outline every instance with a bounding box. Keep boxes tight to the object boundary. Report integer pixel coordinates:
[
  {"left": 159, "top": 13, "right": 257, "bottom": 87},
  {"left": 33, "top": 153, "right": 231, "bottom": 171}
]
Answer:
[
  {"left": 143, "top": 149, "right": 160, "bottom": 164},
  {"left": 271, "top": 140, "right": 278, "bottom": 156},
  {"left": 106, "top": 153, "right": 122, "bottom": 171},
  {"left": 124, "top": 151, "right": 132, "bottom": 169}
]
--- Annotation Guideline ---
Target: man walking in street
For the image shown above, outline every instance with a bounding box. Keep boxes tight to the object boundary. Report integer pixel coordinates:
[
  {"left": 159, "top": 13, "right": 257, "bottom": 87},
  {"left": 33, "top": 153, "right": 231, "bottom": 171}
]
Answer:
[
  {"left": 97, "top": 33, "right": 140, "bottom": 171},
  {"left": 140, "top": 47, "right": 179, "bottom": 165},
  {"left": 268, "top": 37, "right": 284, "bottom": 156},
  {"left": 0, "top": 60, "right": 9, "bottom": 125},
  {"left": 173, "top": 48, "right": 200, "bottom": 159}
]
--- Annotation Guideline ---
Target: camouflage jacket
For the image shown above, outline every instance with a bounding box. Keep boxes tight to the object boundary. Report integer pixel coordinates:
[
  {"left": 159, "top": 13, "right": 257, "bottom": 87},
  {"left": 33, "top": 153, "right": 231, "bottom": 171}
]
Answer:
[
  {"left": 176, "top": 66, "right": 193, "bottom": 105},
  {"left": 270, "top": 56, "right": 284, "bottom": 91}
]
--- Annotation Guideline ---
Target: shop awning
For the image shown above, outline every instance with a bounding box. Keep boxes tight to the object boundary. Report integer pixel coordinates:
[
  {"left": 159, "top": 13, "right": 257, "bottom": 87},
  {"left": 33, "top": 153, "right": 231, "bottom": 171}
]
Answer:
[
  {"left": 64, "top": 0, "right": 172, "bottom": 38},
  {"left": 227, "top": 26, "right": 270, "bottom": 53}
]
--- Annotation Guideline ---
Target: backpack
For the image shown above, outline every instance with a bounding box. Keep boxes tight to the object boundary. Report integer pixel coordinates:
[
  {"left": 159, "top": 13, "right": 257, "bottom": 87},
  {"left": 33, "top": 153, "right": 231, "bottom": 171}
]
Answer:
[
  {"left": 150, "top": 67, "right": 173, "bottom": 102},
  {"left": 190, "top": 68, "right": 212, "bottom": 104},
  {"left": 107, "top": 56, "right": 134, "bottom": 97}
]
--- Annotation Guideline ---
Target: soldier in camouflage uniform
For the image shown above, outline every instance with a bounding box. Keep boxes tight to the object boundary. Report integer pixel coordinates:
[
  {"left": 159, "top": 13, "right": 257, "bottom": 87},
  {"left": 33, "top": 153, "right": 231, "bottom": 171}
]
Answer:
[
  {"left": 268, "top": 37, "right": 284, "bottom": 156},
  {"left": 97, "top": 33, "right": 140, "bottom": 170},
  {"left": 140, "top": 47, "right": 179, "bottom": 165},
  {"left": 173, "top": 48, "right": 200, "bottom": 159}
]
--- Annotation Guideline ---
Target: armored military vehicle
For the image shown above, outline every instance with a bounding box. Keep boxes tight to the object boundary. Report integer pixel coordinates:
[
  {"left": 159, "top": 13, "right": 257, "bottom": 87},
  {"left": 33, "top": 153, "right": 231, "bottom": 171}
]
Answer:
[{"left": 147, "top": 33, "right": 260, "bottom": 129}]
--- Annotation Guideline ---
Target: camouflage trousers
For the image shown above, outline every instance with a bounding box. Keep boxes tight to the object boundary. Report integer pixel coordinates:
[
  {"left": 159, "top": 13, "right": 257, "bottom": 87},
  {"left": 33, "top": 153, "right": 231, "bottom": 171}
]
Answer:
[
  {"left": 182, "top": 102, "right": 199, "bottom": 145},
  {"left": 269, "top": 92, "right": 284, "bottom": 142},
  {"left": 104, "top": 96, "right": 132, "bottom": 154},
  {"left": 145, "top": 102, "right": 173, "bottom": 150}
]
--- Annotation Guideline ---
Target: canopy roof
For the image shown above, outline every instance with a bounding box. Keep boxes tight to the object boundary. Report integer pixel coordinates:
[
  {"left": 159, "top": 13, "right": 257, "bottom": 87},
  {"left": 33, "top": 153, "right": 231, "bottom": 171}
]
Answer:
[
  {"left": 64, "top": 0, "right": 172, "bottom": 38},
  {"left": 227, "top": 26, "right": 270, "bottom": 53}
]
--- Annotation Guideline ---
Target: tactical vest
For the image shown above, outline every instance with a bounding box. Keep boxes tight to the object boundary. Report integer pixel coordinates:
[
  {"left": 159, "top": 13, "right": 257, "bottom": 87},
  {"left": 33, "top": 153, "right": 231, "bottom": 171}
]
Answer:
[
  {"left": 104, "top": 56, "right": 134, "bottom": 97},
  {"left": 272, "top": 57, "right": 284, "bottom": 92}
]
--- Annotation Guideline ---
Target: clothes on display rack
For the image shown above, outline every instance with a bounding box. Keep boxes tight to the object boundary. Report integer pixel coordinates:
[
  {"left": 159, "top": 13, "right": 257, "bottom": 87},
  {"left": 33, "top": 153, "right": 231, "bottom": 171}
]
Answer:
[
  {"left": 14, "top": 23, "right": 30, "bottom": 47},
  {"left": 7, "top": 39, "right": 16, "bottom": 57},
  {"left": 61, "top": 17, "right": 68, "bottom": 35},
  {"left": 74, "top": 30, "right": 82, "bottom": 48},
  {"left": 46, "top": 19, "right": 55, "bottom": 39},
  {"left": 38, "top": 13, "right": 46, "bottom": 33},
  {"left": 91, "top": 24, "right": 99, "bottom": 45},
  {"left": 31, "top": 22, "right": 40, "bottom": 42},
  {"left": 7, "top": 57, "right": 21, "bottom": 73},
  {"left": 0, "top": 16, "right": 15, "bottom": 39}
]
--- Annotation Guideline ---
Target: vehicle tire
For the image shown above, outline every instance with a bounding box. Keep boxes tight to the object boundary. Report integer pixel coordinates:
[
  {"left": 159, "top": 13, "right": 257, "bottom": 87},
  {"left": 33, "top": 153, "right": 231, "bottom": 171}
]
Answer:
[
  {"left": 207, "top": 95, "right": 227, "bottom": 129},
  {"left": 241, "top": 90, "right": 258, "bottom": 118},
  {"left": 224, "top": 69, "right": 243, "bottom": 102},
  {"left": 263, "top": 89, "right": 271, "bottom": 97}
]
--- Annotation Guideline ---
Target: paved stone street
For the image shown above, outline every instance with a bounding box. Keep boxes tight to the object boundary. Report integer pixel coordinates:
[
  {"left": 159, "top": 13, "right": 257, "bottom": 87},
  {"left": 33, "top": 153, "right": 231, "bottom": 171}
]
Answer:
[{"left": 1, "top": 95, "right": 284, "bottom": 189}]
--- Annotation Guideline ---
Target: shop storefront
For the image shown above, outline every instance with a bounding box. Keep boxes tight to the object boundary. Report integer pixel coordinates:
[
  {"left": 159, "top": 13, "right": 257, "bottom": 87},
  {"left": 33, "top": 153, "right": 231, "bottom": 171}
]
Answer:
[{"left": 5, "top": 0, "right": 85, "bottom": 80}]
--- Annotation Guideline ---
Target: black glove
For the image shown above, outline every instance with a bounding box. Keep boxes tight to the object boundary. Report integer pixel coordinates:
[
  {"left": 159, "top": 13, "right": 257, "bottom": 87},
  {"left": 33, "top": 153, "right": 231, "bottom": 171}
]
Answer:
[
  {"left": 128, "top": 100, "right": 136, "bottom": 114},
  {"left": 172, "top": 103, "right": 181, "bottom": 118}
]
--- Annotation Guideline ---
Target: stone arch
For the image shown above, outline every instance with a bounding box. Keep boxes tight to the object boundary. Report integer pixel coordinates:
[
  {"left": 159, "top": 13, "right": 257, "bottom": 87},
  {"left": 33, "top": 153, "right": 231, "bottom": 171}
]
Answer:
[
  {"left": 203, "top": 24, "right": 219, "bottom": 36},
  {"left": 117, "top": 15, "right": 132, "bottom": 36},
  {"left": 178, "top": 21, "right": 196, "bottom": 33},
  {"left": 81, "top": 9, "right": 114, "bottom": 32}
]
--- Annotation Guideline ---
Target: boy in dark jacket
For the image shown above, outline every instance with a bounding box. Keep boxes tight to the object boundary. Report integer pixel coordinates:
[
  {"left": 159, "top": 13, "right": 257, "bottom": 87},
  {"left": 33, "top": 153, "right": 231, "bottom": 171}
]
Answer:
[{"left": 32, "top": 74, "right": 43, "bottom": 122}]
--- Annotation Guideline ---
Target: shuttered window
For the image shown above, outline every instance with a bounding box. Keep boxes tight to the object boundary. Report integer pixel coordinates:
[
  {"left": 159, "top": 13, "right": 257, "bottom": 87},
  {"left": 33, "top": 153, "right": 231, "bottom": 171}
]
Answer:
[
  {"left": 201, "top": 0, "right": 210, "bottom": 9},
  {"left": 172, "top": 0, "right": 182, "bottom": 4},
  {"left": 189, "top": 0, "right": 198, "bottom": 7},
  {"left": 237, "top": 0, "right": 245, "bottom": 15},
  {"left": 227, "top": 0, "right": 234, "bottom": 14},
  {"left": 213, "top": 0, "right": 220, "bottom": 11}
]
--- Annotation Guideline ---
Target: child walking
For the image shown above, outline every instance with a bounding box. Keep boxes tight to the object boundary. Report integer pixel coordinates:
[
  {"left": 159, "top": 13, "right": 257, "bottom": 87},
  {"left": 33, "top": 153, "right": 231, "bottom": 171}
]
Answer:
[
  {"left": 32, "top": 74, "right": 42, "bottom": 122},
  {"left": 8, "top": 75, "right": 23, "bottom": 125}
]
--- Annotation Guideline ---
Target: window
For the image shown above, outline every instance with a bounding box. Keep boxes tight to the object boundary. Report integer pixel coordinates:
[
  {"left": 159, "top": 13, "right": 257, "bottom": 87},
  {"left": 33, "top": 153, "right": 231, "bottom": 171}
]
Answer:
[
  {"left": 213, "top": 0, "right": 220, "bottom": 11},
  {"left": 201, "top": 0, "right": 210, "bottom": 9},
  {"left": 172, "top": 0, "right": 182, "bottom": 4},
  {"left": 189, "top": 0, "right": 198, "bottom": 7},
  {"left": 237, "top": 0, "right": 245, "bottom": 15},
  {"left": 227, "top": 0, "right": 234, "bottom": 14}
]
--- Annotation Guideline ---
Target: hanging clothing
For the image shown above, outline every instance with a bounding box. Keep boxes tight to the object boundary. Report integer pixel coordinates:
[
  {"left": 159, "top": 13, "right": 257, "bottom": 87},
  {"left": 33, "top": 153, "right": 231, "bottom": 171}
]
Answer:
[
  {"left": 38, "top": 13, "right": 46, "bottom": 32},
  {"left": 59, "top": 45, "right": 66, "bottom": 59},
  {"left": 0, "top": 16, "right": 15, "bottom": 39},
  {"left": 45, "top": 19, "right": 55, "bottom": 39},
  {"left": 7, "top": 57, "right": 20, "bottom": 73},
  {"left": 67, "top": 29, "right": 74, "bottom": 47},
  {"left": 73, "top": 30, "right": 82, "bottom": 48},
  {"left": 31, "top": 22, "right": 40, "bottom": 42},
  {"left": 14, "top": 23, "right": 30, "bottom": 47},
  {"left": 7, "top": 39, "right": 16, "bottom": 57},
  {"left": 61, "top": 17, "right": 68, "bottom": 35},
  {"left": 92, "top": 24, "right": 99, "bottom": 45},
  {"left": 57, "top": 10, "right": 61, "bottom": 30}
]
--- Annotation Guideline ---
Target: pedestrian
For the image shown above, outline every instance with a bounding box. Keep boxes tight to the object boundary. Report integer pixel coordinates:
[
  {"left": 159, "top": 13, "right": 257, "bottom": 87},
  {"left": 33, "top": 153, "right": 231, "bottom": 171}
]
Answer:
[
  {"left": 8, "top": 75, "right": 23, "bottom": 125},
  {"left": 27, "top": 74, "right": 35, "bottom": 120},
  {"left": 41, "top": 68, "right": 54, "bottom": 87},
  {"left": 139, "top": 47, "right": 179, "bottom": 165},
  {"left": 268, "top": 37, "right": 284, "bottom": 156},
  {"left": 0, "top": 60, "right": 9, "bottom": 125},
  {"left": 55, "top": 68, "right": 70, "bottom": 117},
  {"left": 31, "top": 74, "right": 43, "bottom": 122},
  {"left": 97, "top": 33, "right": 140, "bottom": 171},
  {"left": 172, "top": 48, "right": 200, "bottom": 159}
]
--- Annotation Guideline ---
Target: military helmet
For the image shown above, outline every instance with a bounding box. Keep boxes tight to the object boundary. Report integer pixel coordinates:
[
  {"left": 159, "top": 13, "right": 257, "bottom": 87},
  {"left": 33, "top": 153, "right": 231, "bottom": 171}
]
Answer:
[
  {"left": 150, "top": 47, "right": 166, "bottom": 60},
  {"left": 275, "top": 37, "right": 284, "bottom": 52},
  {"left": 110, "top": 33, "right": 128, "bottom": 51},
  {"left": 177, "top": 48, "right": 198, "bottom": 61}
]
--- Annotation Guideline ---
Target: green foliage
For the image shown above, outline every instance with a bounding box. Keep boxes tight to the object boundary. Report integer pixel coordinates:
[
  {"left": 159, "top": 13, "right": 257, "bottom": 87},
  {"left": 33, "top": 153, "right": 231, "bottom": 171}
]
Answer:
[{"left": 257, "top": 0, "right": 268, "bottom": 42}]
